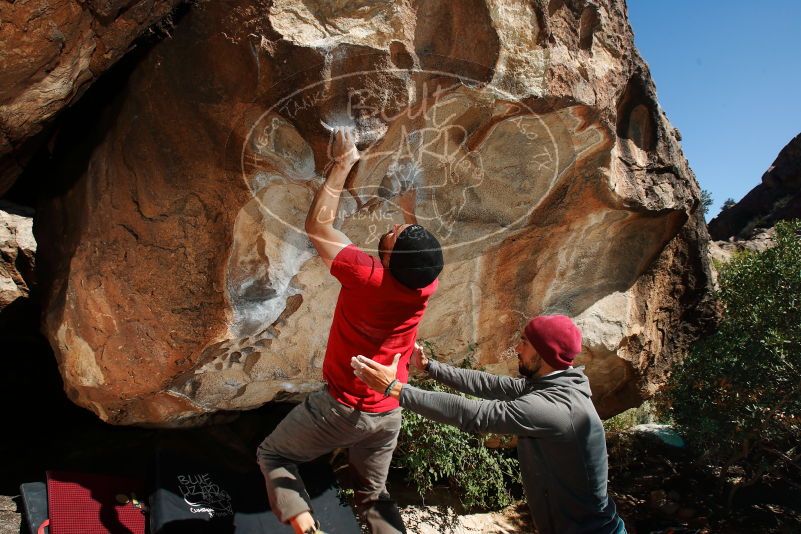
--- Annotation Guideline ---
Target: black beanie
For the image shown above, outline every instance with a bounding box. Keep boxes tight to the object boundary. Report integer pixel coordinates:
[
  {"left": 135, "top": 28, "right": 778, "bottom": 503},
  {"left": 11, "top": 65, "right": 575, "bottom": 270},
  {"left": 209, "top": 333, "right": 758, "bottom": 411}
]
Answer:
[{"left": 389, "top": 225, "right": 444, "bottom": 289}]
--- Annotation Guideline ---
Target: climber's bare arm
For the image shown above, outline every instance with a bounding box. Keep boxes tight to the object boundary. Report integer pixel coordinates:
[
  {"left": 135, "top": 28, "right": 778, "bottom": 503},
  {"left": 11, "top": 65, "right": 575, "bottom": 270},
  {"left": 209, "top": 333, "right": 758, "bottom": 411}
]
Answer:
[
  {"left": 398, "top": 187, "right": 418, "bottom": 225},
  {"left": 305, "top": 128, "right": 360, "bottom": 268}
]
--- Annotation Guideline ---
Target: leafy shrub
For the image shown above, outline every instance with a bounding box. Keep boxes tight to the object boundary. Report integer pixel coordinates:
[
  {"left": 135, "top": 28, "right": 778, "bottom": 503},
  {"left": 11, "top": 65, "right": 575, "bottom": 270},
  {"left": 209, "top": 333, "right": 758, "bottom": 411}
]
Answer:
[
  {"left": 393, "top": 347, "right": 520, "bottom": 511},
  {"left": 700, "top": 189, "right": 714, "bottom": 215},
  {"left": 602, "top": 401, "right": 656, "bottom": 432},
  {"left": 661, "top": 220, "right": 801, "bottom": 497},
  {"left": 721, "top": 198, "right": 737, "bottom": 212}
]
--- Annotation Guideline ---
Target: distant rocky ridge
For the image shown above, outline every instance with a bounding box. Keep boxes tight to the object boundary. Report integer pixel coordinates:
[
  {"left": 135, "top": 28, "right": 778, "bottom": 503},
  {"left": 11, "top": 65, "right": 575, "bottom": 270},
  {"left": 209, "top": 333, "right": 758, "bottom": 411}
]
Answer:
[{"left": 708, "top": 132, "right": 801, "bottom": 241}]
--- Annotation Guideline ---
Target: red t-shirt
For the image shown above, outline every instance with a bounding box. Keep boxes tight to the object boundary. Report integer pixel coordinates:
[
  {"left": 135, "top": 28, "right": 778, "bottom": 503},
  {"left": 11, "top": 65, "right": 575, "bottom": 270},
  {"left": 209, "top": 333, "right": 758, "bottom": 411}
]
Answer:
[{"left": 324, "top": 244, "right": 438, "bottom": 412}]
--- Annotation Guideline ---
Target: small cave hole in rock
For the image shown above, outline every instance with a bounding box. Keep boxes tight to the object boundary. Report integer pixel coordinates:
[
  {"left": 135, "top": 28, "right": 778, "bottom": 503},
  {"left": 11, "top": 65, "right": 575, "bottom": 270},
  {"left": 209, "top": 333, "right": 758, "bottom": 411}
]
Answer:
[
  {"left": 579, "top": 5, "right": 600, "bottom": 51},
  {"left": 616, "top": 76, "right": 657, "bottom": 152}
]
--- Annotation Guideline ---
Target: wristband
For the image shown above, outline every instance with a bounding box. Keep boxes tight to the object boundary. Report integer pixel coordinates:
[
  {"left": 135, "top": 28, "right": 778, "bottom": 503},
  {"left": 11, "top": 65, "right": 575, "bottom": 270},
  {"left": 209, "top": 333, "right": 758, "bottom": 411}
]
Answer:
[{"left": 384, "top": 379, "right": 399, "bottom": 398}]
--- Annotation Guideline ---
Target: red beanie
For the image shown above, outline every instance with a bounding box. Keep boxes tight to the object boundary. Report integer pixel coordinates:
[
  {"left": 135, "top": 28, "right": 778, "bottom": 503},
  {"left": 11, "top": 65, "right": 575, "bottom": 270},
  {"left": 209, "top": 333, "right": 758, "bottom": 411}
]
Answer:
[{"left": 524, "top": 315, "right": 582, "bottom": 370}]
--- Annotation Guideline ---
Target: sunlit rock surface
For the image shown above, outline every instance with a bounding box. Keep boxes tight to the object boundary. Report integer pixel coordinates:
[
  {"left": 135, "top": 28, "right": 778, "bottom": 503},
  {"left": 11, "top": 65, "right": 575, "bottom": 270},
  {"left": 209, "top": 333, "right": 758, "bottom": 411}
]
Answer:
[
  {"left": 0, "top": 203, "right": 35, "bottom": 310},
  {"left": 35, "top": 0, "right": 715, "bottom": 425}
]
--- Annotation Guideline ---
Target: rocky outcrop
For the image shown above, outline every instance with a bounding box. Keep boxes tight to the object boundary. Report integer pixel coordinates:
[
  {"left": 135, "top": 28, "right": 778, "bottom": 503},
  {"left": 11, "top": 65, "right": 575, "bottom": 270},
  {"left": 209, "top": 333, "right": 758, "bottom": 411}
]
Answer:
[
  {"left": 0, "top": 202, "right": 35, "bottom": 311},
  {"left": 708, "top": 227, "right": 775, "bottom": 268},
  {"left": 35, "top": 0, "right": 715, "bottom": 425},
  {"left": 708, "top": 132, "right": 801, "bottom": 240},
  {"left": 0, "top": 0, "right": 184, "bottom": 195}
]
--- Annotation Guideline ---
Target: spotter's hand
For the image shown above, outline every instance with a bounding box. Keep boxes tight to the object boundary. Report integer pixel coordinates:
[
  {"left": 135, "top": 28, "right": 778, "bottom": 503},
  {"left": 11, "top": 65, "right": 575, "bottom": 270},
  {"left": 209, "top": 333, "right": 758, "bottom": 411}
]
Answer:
[{"left": 410, "top": 341, "right": 430, "bottom": 372}]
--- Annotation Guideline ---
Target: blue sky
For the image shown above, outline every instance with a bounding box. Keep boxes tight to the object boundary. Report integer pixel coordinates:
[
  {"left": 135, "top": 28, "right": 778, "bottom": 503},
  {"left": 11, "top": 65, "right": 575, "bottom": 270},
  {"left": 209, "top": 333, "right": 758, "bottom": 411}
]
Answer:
[{"left": 627, "top": 1, "right": 801, "bottom": 219}]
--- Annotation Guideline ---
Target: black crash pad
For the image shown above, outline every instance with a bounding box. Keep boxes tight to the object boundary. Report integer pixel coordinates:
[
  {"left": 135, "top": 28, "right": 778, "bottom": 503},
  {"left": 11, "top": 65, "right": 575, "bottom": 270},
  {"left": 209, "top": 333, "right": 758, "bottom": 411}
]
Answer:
[
  {"left": 20, "top": 481, "right": 48, "bottom": 534},
  {"left": 150, "top": 447, "right": 360, "bottom": 534}
]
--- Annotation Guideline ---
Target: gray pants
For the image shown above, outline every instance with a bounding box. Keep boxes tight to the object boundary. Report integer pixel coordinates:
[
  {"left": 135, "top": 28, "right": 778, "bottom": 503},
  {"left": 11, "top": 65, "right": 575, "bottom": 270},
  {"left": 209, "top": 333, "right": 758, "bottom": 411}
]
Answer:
[{"left": 257, "top": 389, "right": 405, "bottom": 533}]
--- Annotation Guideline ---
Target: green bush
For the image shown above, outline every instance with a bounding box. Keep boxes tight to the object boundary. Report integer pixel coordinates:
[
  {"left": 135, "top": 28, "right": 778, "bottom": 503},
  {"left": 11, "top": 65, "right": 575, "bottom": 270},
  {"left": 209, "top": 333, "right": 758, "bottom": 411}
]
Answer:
[
  {"left": 602, "top": 401, "right": 656, "bottom": 432},
  {"left": 700, "top": 189, "right": 714, "bottom": 216},
  {"left": 393, "top": 348, "right": 520, "bottom": 511},
  {"left": 662, "top": 220, "right": 801, "bottom": 495}
]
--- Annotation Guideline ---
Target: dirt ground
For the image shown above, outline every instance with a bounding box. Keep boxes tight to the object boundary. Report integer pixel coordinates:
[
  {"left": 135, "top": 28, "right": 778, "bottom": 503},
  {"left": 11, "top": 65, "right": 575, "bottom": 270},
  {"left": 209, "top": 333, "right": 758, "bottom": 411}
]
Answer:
[
  {"left": 605, "top": 431, "right": 801, "bottom": 534},
  {"left": 383, "top": 428, "right": 801, "bottom": 534}
]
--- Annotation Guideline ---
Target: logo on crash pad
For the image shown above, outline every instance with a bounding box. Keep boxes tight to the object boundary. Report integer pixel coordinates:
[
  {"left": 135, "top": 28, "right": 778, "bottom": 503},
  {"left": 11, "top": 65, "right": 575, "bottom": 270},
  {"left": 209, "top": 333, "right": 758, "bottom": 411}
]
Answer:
[{"left": 177, "top": 472, "right": 233, "bottom": 518}]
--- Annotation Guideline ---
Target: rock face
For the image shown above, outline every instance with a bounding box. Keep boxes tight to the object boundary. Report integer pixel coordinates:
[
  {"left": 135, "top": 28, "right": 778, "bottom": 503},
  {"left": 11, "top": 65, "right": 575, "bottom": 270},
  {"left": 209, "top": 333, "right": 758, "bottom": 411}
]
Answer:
[
  {"left": 708, "top": 132, "right": 801, "bottom": 240},
  {"left": 35, "top": 0, "right": 715, "bottom": 425},
  {"left": 0, "top": 202, "right": 36, "bottom": 311},
  {"left": 709, "top": 227, "right": 775, "bottom": 266},
  {"left": 0, "top": 0, "right": 184, "bottom": 195}
]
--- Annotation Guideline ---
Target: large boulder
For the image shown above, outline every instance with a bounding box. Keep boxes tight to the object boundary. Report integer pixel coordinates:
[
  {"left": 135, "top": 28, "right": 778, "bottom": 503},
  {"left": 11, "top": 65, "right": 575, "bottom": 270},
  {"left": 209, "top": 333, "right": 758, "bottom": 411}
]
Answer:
[
  {"left": 36, "top": 0, "right": 715, "bottom": 425},
  {"left": 0, "top": 0, "right": 184, "bottom": 195}
]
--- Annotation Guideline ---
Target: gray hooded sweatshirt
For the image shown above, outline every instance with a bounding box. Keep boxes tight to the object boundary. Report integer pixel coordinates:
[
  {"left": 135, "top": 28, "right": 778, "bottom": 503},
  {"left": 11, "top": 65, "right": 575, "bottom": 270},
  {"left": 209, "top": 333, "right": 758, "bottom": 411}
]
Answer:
[{"left": 400, "top": 361, "right": 623, "bottom": 534}]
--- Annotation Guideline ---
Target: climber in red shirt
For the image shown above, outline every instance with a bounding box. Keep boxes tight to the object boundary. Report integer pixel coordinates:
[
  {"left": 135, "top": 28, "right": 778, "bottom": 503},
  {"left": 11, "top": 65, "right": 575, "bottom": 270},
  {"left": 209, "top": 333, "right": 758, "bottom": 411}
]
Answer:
[{"left": 257, "top": 127, "right": 443, "bottom": 534}]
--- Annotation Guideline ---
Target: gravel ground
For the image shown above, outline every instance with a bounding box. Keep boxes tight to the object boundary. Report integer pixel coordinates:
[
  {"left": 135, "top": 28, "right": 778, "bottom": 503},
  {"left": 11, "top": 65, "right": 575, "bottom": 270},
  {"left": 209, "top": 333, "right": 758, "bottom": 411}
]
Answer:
[
  {"left": 0, "top": 496, "right": 19, "bottom": 534},
  {"left": 399, "top": 502, "right": 532, "bottom": 533}
]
